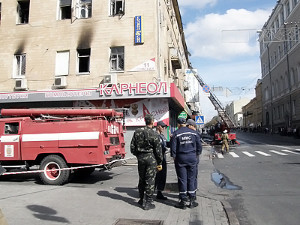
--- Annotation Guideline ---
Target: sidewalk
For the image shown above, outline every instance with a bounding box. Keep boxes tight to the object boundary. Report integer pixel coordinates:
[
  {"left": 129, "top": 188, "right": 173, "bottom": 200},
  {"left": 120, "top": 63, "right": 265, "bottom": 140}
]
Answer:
[
  {"left": 0, "top": 146, "right": 238, "bottom": 225},
  {"left": 122, "top": 146, "right": 236, "bottom": 225}
]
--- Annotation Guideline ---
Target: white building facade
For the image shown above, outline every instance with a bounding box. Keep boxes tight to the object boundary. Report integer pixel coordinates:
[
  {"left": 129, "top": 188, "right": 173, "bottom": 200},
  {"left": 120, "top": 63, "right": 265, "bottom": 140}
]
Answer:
[
  {"left": 259, "top": 0, "right": 300, "bottom": 133},
  {"left": 0, "top": 0, "right": 198, "bottom": 149}
]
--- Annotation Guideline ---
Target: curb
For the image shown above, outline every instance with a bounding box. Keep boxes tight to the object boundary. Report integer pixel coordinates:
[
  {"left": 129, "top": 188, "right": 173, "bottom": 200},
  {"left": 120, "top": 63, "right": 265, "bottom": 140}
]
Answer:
[{"left": 221, "top": 200, "right": 240, "bottom": 225}]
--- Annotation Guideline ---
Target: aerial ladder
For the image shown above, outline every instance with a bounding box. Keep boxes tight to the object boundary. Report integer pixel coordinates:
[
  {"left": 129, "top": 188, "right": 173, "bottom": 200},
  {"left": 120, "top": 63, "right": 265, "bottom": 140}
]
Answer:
[
  {"left": 189, "top": 69, "right": 236, "bottom": 128},
  {"left": 189, "top": 69, "right": 238, "bottom": 144}
]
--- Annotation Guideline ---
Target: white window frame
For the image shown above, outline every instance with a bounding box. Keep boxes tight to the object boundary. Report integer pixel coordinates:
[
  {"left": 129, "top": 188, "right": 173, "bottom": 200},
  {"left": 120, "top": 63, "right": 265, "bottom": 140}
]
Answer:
[
  {"left": 55, "top": 51, "right": 70, "bottom": 76},
  {"left": 77, "top": 48, "right": 91, "bottom": 74},
  {"left": 13, "top": 54, "right": 26, "bottom": 78},
  {"left": 58, "top": 0, "right": 72, "bottom": 20},
  {"left": 110, "top": 47, "right": 124, "bottom": 72},
  {"left": 110, "top": 0, "right": 125, "bottom": 16},
  {"left": 76, "top": 0, "right": 92, "bottom": 19}
]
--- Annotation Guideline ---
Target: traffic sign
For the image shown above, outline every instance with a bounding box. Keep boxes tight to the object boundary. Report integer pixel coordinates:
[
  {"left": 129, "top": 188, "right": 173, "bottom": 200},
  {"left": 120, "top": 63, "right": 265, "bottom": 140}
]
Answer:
[
  {"left": 178, "top": 111, "right": 187, "bottom": 119},
  {"left": 202, "top": 85, "right": 210, "bottom": 93},
  {"left": 195, "top": 116, "right": 204, "bottom": 125}
]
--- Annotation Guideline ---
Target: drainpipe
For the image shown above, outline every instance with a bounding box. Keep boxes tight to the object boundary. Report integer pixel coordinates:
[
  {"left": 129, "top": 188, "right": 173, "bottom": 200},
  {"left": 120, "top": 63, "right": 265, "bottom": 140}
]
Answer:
[{"left": 156, "top": 0, "right": 161, "bottom": 82}]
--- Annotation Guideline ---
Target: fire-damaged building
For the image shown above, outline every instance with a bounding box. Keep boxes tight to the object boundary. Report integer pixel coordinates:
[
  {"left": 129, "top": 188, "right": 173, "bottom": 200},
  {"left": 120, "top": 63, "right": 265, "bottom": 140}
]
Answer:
[{"left": 0, "top": 0, "right": 200, "bottom": 150}]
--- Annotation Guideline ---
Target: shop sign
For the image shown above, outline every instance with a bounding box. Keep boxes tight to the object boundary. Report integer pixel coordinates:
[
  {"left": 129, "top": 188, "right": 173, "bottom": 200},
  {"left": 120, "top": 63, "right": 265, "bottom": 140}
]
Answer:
[
  {"left": 178, "top": 111, "right": 187, "bottom": 119},
  {"left": 134, "top": 16, "right": 144, "bottom": 44},
  {"left": 97, "top": 82, "right": 168, "bottom": 97}
]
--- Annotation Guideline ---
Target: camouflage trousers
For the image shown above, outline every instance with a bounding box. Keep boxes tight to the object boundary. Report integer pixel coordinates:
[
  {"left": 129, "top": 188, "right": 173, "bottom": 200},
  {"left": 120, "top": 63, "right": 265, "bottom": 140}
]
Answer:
[{"left": 137, "top": 153, "right": 157, "bottom": 199}]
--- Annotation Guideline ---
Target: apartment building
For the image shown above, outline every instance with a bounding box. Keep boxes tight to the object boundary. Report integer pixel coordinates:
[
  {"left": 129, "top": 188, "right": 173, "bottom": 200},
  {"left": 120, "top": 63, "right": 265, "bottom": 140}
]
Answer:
[
  {"left": 242, "top": 80, "right": 263, "bottom": 130},
  {"left": 225, "top": 98, "right": 250, "bottom": 127},
  {"left": 0, "top": 0, "right": 197, "bottom": 144},
  {"left": 259, "top": 0, "right": 300, "bottom": 133}
]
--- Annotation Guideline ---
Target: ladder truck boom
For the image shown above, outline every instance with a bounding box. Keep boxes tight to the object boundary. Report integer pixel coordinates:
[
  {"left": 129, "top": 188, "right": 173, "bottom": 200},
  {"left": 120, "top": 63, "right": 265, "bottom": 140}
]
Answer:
[{"left": 190, "top": 70, "right": 236, "bottom": 128}]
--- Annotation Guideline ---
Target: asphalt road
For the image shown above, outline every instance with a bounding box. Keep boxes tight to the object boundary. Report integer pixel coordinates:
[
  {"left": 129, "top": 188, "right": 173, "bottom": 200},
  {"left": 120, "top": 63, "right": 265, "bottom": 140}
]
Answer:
[{"left": 212, "top": 131, "right": 300, "bottom": 225}]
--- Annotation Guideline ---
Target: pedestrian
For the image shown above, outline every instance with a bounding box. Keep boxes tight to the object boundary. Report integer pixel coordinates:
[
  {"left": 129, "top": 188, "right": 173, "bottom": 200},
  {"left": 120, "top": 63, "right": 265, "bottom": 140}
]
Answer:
[
  {"left": 155, "top": 121, "right": 169, "bottom": 200},
  {"left": 171, "top": 118, "right": 202, "bottom": 209},
  {"left": 221, "top": 129, "right": 229, "bottom": 154},
  {"left": 186, "top": 119, "right": 202, "bottom": 198},
  {"left": 130, "top": 114, "right": 163, "bottom": 210}
]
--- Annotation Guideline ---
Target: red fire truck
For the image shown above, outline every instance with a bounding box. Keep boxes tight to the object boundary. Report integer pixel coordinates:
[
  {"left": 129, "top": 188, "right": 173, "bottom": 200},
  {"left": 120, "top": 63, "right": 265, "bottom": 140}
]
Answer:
[{"left": 0, "top": 108, "right": 126, "bottom": 185}]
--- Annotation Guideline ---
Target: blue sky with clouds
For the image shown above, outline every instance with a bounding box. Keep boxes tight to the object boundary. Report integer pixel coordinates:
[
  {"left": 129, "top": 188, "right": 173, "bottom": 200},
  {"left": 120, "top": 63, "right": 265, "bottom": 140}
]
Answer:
[{"left": 178, "top": 0, "right": 277, "bottom": 121}]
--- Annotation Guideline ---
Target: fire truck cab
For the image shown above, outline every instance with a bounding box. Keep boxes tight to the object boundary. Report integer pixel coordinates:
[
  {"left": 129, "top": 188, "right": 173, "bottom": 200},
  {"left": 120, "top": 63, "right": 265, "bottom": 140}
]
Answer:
[{"left": 0, "top": 108, "right": 125, "bottom": 185}]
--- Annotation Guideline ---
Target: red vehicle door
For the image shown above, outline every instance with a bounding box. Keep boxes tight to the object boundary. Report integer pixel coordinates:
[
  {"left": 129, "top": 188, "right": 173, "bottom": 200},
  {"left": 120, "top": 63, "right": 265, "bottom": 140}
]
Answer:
[{"left": 0, "top": 121, "right": 21, "bottom": 161}]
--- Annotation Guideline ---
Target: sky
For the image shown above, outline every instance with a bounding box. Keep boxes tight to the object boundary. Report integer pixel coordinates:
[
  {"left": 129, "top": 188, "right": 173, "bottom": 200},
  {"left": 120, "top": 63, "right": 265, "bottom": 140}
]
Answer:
[{"left": 177, "top": 0, "right": 277, "bottom": 122}]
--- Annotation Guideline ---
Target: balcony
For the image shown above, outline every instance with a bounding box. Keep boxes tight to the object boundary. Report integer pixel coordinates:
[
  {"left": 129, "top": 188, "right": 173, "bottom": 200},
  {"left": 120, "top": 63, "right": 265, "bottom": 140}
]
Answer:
[{"left": 170, "top": 47, "right": 182, "bottom": 69}]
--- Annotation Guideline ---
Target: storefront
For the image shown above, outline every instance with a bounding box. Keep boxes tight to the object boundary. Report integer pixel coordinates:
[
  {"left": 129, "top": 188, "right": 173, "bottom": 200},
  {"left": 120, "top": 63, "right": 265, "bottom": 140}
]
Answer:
[{"left": 0, "top": 81, "right": 187, "bottom": 153}]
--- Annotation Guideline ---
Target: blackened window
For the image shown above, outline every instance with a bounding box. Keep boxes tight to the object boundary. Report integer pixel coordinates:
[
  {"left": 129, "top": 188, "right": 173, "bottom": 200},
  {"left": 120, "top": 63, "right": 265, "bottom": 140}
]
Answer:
[
  {"left": 59, "top": 0, "right": 72, "bottom": 20},
  {"left": 77, "top": 48, "right": 90, "bottom": 73},
  {"left": 0, "top": 3, "right": 2, "bottom": 25},
  {"left": 17, "top": 0, "right": 30, "bottom": 24}
]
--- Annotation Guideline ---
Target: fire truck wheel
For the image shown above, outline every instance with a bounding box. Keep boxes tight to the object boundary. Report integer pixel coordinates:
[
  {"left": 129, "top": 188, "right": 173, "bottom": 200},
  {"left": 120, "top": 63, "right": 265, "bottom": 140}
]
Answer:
[{"left": 39, "top": 155, "right": 70, "bottom": 185}]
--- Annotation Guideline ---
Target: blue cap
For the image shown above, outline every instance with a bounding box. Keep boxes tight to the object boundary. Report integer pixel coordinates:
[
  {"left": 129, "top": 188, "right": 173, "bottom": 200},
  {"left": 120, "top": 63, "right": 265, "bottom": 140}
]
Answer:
[
  {"left": 177, "top": 118, "right": 186, "bottom": 124},
  {"left": 186, "top": 119, "right": 196, "bottom": 127}
]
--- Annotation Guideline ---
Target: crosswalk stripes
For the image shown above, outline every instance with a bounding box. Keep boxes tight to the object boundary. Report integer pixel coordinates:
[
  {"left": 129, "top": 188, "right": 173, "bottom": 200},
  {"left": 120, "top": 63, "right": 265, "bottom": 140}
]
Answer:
[
  {"left": 269, "top": 150, "right": 288, "bottom": 155},
  {"left": 229, "top": 152, "right": 239, "bottom": 158},
  {"left": 282, "top": 149, "right": 300, "bottom": 155},
  {"left": 215, "top": 149, "right": 300, "bottom": 159},
  {"left": 255, "top": 151, "right": 271, "bottom": 156},
  {"left": 217, "top": 153, "right": 224, "bottom": 158},
  {"left": 242, "top": 151, "right": 255, "bottom": 157}
]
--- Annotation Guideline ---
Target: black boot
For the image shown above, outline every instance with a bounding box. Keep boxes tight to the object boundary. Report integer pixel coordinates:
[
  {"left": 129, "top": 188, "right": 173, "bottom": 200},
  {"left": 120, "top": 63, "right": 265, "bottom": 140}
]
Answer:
[
  {"left": 156, "top": 191, "right": 168, "bottom": 200},
  {"left": 189, "top": 196, "right": 199, "bottom": 208},
  {"left": 175, "top": 199, "right": 187, "bottom": 209},
  {"left": 138, "top": 193, "right": 144, "bottom": 206},
  {"left": 143, "top": 196, "right": 155, "bottom": 210}
]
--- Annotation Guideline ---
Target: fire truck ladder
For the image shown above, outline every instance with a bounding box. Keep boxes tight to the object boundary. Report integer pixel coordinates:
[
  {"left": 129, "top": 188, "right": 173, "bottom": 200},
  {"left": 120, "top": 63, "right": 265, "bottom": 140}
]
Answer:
[{"left": 190, "top": 70, "right": 236, "bottom": 128}]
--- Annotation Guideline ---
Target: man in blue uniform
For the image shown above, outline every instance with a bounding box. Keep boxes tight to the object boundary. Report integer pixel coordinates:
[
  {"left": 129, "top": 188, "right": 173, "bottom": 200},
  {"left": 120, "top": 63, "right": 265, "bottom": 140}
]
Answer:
[
  {"left": 171, "top": 118, "right": 202, "bottom": 209},
  {"left": 186, "top": 119, "right": 202, "bottom": 199}
]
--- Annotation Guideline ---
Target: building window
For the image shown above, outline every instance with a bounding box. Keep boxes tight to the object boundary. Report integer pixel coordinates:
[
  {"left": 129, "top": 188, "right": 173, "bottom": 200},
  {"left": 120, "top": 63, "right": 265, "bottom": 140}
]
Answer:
[
  {"left": 76, "top": 0, "right": 92, "bottom": 19},
  {"left": 292, "top": 100, "right": 296, "bottom": 115},
  {"left": 77, "top": 48, "right": 90, "bottom": 74},
  {"left": 58, "top": 0, "right": 72, "bottom": 20},
  {"left": 280, "top": 9, "right": 284, "bottom": 25},
  {"left": 110, "top": 46, "right": 124, "bottom": 71},
  {"left": 286, "top": 1, "right": 291, "bottom": 15},
  {"left": 294, "top": 0, "right": 298, "bottom": 7},
  {"left": 13, "top": 54, "right": 26, "bottom": 78},
  {"left": 17, "top": 0, "right": 30, "bottom": 24},
  {"left": 55, "top": 51, "right": 70, "bottom": 76},
  {"left": 110, "top": 0, "right": 125, "bottom": 16},
  {"left": 0, "top": 3, "right": 2, "bottom": 25}
]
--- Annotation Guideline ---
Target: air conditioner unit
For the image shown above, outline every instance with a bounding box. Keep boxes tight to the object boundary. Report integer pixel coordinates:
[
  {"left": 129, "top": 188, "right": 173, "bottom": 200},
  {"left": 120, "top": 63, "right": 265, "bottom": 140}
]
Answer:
[
  {"left": 103, "top": 74, "right": 117, "bottom": 84},
  {"left": 15, "top": 79, "right": 27, "bottom": 90},
  {"left": 54, "top": 76, "right": 67, "bottom": 88}
]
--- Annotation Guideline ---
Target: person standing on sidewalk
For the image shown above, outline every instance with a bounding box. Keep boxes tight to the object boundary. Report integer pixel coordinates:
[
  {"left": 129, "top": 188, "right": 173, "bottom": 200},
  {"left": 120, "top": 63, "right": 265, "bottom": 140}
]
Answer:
[
  {"left": 186, "top": 119, "right": 202, "bottom": 198},
  {"left": 130, "top": 114, "right": 163, "bottom": 210},
  {"left": 221, "top": 130, "right": 229, "bottom": 154},
  {"left": 155, "top": 121, "right": 169, "bottom": 200},
  {"left": 171, "top": 118, "right": 202, "bottom": 209}
]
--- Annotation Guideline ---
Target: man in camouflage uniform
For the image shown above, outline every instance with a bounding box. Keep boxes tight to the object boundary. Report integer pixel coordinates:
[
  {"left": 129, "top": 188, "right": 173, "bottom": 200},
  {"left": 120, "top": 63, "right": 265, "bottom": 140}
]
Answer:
[{"left": 130, "top": 114, "right": 163, "bottom": 210}]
